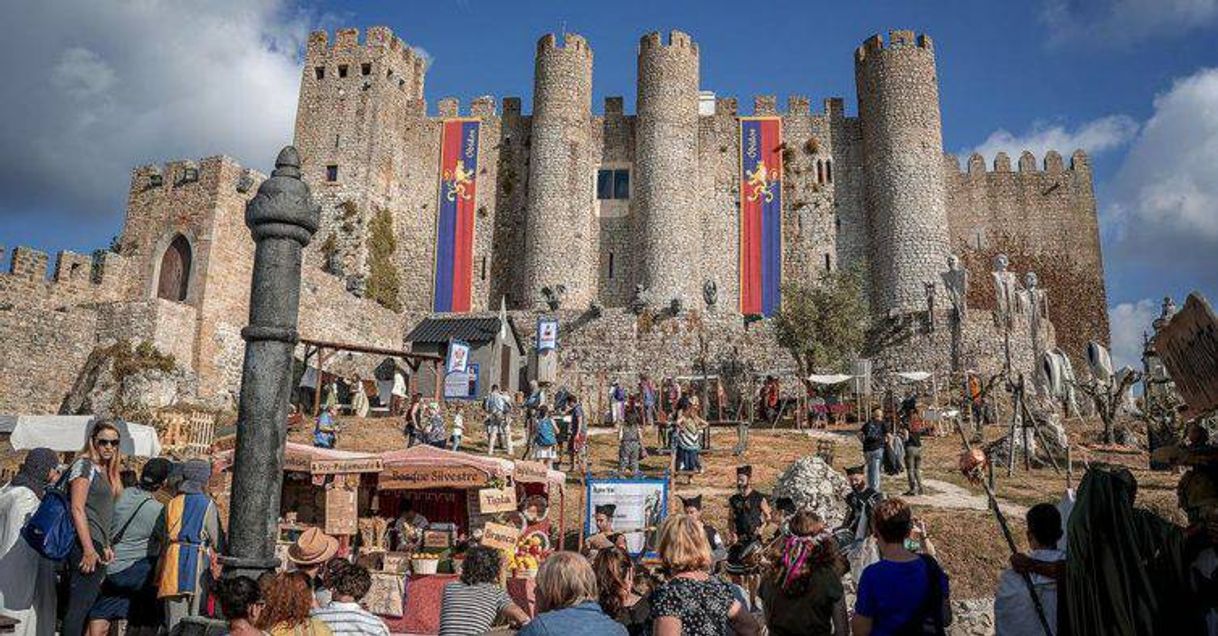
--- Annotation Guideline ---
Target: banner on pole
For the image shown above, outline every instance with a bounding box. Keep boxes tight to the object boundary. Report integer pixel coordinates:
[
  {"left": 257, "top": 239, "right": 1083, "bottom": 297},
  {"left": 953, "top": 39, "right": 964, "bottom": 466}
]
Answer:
[
  {"left": 537, "top": 317, "right": 559, "bottom": 351},
  {"left": 447, "top": 339, "right": 471, "bottom": 374},
  {"left": 739, "top": 117, "right": 783, "bottom": 317},
  {"left": 433, "top": 118, "right": 480, "bottom": 313}
]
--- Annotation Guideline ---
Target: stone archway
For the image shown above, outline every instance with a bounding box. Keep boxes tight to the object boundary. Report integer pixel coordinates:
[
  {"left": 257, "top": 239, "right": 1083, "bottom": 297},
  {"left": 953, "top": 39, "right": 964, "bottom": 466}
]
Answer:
[{"left": 157, "top": 234, "right": 192, "bottom": 302}]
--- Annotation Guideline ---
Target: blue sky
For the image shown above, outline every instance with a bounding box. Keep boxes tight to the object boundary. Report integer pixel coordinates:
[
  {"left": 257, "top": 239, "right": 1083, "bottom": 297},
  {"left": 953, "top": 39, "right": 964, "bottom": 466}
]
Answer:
[{"left": 3, "top": 0, "right": 1218, "bottom": 367}]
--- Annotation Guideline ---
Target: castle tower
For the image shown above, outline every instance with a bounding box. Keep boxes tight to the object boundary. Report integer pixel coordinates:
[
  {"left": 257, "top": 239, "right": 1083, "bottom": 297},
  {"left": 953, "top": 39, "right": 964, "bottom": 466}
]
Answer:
[
  {"left": 854, "top": 30, "right": 950, "bottom": 316},
  {"left": 294, "top": 26, "right": 425, "bottom": 292},
  {"left": 522, "top": 33, "right": 596, "bottom": 308},
  {"left": 635, "top": 31, "right": 701, "bottom": 308}
]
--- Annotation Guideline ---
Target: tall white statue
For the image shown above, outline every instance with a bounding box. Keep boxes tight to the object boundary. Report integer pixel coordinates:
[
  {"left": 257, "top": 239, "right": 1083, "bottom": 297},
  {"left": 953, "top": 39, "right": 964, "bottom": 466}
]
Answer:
[
  {"left": 991, "top": 254, "right": 1018, "bottom": 329},
  {"left": 1019, "top": 271, "right": 1049, "bottom": 353},
  {"left": 941, "top": 254, "right": 968, "bottom": 322}
]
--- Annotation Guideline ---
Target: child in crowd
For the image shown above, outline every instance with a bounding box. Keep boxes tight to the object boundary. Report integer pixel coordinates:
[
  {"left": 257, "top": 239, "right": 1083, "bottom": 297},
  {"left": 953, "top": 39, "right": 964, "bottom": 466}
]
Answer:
[{"left": 451, "top": 406, "right": 465, "bottom": 452}]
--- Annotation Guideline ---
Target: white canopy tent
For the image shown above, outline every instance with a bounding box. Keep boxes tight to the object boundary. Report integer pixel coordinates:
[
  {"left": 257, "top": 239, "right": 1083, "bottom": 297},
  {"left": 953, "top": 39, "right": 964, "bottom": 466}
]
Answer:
[
  {"left": 895, "top": 371, "right": 933, "bottom": 383},
  {"left": 806, "top": 374, "right": 856, "bottom": 385},
  {"left": 3, "top": 415, "right": 162, "bottom": 457}
]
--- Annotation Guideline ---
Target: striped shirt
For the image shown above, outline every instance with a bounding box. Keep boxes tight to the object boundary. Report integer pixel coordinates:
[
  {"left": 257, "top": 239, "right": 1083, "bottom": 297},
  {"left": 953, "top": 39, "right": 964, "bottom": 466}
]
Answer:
[
  {"left": 438, "top": 582, "right": 511, "bottom": 636},
  {"left": 310, "top": 601, "right": 389, "bottom": 636}
]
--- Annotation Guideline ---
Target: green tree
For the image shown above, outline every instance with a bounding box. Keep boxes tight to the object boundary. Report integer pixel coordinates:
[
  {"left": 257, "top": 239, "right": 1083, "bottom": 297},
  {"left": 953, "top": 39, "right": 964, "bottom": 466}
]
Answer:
[
  {"left": 772, "top": 267, "right": 868, "bottom": 375},
  {"left": 365, "top": 207, "right": 401, "bottom": 312}
]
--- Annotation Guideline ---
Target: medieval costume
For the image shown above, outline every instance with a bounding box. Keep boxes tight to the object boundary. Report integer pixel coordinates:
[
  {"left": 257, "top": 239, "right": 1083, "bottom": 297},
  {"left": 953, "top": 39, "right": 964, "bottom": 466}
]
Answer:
[
  {"left": 157, "top": 460, "right": 224, "bottom": 632},
  {"left": 679, "top": 495, "right": 727, "bottom": 563},
  {"left": 728, "top": 465, "right": 770, "bottom": 546}
]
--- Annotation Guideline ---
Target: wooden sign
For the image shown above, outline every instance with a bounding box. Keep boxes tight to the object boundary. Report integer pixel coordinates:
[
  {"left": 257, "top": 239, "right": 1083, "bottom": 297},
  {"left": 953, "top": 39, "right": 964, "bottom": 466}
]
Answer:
[
  {"left": 478, "top": 487, "right": 518, "bottom": 514},
  {"left": 381, "top": 552, "right": 410, "bottom": 574},
  {"left": 514, "top": 460, "right": 550, "bottom": 484},
  {"left": 1156, "top": 293, "right": 1218, "bottom": 417},
  {"left": 324, "top": 487, "right": 358, "bottom": 536},
  {"left": 481, "top": 522, "right": 521, "bottom": 551},
  {"left": 379, "top": 465, "right": 488, "bottom": 490},
  {"left": 423, "top": 530, "right": 451, "bottom": 549},
  {"left": 311, "top": 457, "right": 384, "bottom": 475},
  {"left": 283, "top": 450, "right": 312, "bottom": 473}
]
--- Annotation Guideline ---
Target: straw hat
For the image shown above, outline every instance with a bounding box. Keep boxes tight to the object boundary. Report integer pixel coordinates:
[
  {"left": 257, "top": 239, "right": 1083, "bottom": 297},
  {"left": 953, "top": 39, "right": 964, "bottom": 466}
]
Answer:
[{"left": 287, "top": 527, "right": 339, "bottom": 566}]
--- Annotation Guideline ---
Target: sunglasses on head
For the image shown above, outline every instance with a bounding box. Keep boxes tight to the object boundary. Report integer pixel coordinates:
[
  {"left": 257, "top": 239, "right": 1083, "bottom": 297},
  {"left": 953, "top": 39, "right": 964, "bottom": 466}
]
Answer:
[{"left": 95, "top": 438, "right": 120, "bottom": 448}]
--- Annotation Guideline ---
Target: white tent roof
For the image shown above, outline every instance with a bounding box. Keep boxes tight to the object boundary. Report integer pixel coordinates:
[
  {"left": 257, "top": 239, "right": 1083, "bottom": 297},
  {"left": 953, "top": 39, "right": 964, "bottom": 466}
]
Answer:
[
  {"left": 895, "top": 371, "right": 933, "bottom": 382},
  {"left": 806, "top": 374, "right": 855, "bottom": 385},
  {"left": 5, "top": 415, "right": 162, "bottom": 457}
]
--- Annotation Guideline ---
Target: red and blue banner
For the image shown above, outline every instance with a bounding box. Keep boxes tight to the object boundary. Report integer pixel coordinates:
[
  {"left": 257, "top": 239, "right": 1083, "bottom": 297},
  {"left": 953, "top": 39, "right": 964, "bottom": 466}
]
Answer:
[
  {"left": 433, "top": 119, "right": 480, "bottom": 313},
  {"left": 739, "top": 117, "right": 783, "bottom": 316}
]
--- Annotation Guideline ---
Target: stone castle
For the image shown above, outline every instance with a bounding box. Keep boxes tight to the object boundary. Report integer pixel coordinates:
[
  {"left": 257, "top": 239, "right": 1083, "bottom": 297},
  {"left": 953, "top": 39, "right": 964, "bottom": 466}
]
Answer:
[{"left": 0, "top": 27, "right": 1108, "bottom": 414}]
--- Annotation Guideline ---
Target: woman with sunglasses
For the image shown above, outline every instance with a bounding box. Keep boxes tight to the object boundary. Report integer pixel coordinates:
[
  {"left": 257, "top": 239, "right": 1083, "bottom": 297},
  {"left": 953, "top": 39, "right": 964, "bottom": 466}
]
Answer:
[{"left": 63, "top": 420, "right": 124, "bottom": 636}]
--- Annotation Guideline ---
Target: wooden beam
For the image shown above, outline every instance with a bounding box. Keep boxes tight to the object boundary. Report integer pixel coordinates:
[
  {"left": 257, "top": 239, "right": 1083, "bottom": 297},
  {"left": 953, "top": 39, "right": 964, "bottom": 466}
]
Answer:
[{"left": 299, "top": 337, "right": 442, "bottom": 362}]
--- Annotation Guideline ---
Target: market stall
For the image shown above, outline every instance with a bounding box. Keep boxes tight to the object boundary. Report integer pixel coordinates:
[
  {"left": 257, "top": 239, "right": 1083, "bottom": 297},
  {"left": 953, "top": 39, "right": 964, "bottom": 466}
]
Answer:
[
  {"left": 210, "top": 442, "right": 384, "bottom": 552},
  {"left": 371, "top": 445, "right": 567, "bottom": 634}
]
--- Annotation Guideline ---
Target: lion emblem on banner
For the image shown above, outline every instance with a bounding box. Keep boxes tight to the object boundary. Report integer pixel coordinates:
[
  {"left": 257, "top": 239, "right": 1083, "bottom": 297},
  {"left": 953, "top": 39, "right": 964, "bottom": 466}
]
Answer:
[
  {"left": 745, "top": 160, "right": 775, "bottom": 203},
  {"left": 444, "top": 160, "right": 475, "bottom": 202}
]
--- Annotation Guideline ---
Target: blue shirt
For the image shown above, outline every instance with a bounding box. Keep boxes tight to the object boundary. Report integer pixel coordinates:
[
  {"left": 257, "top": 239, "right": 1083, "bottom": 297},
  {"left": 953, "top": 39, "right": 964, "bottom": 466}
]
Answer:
[
  {"left": 518, "top": 602, "right": 626, "bottom": 636},
  {"left": 855, "top": 557, "right": 950, "bottom": 636}
]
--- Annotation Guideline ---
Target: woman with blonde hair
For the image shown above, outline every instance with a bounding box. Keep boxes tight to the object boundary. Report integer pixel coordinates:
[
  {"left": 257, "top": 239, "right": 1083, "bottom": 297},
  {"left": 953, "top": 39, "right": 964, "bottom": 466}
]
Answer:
[
  {"left": 257, "top": 572, "right": 332, "bottom": 636},
  {"left": 64, "top": 420, "right": 124, "bottom": 636},
  {"left": 651, "top": 515, "right": 760, "bottom": 636},
  {"left": 518, "top": 552, "right": 625, "bottom": 635}
]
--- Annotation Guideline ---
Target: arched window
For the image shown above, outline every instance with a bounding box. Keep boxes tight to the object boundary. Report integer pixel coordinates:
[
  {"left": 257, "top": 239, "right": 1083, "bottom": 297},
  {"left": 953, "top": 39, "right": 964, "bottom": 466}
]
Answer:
[
  {"left": 825, "top": 159, "right": 833, "bottom": 183},
  {"left": 816, "top": 160, "right": 824, "bottom": 184},
  {"left": 157, "top": 235, "right": 192, "bottom": 302}
]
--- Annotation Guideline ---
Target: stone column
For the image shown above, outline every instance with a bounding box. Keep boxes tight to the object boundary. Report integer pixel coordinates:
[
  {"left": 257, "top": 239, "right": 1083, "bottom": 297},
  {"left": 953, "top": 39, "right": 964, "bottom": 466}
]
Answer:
[{"left": 223, "top": 147, "right": 319, "bottom": 579}]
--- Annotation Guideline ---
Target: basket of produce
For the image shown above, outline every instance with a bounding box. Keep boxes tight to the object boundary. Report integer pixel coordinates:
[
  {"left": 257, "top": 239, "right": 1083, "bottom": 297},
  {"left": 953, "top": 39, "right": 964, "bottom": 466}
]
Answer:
[{"left": 411, "top": 553, "right": 440, "bottom": 575}]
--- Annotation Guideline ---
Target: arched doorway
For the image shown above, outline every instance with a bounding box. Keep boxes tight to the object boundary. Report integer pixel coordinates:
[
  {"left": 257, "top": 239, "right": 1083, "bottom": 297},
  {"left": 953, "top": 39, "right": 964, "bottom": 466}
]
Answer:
[{"left": 157, "top": 235, "right": 192, "bottom": 302}]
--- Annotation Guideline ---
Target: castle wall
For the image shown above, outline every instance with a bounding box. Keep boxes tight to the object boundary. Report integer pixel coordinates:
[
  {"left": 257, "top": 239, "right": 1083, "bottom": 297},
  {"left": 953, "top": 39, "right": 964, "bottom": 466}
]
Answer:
[
  {"left": 296, "top": 26, "right": 425, "bottom": 296},
  {"left": 855, "top": 31, "right": 951, "bottom": 316},
  {"left": 489, "top": 98, "right": 531, "bottom": 308},
  {"left": 636, "top": 31, "right": 702, "bottom": 308},
  {"left": 594, "top": 98, "right": 637, "bottom": 307},
  {"left": 523, "top": 33, "right": 597, "bottom": 308},
  {"left": 944, "top": 150, "right": 1108, "bottom": 360},
  {"left": 0, "top": 304, "right": 98, "bottom": 414}
]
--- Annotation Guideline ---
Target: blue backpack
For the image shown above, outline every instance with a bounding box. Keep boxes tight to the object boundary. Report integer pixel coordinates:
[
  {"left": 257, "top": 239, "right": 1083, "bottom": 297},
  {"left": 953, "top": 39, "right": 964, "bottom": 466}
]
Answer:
[{"left": 22, "top": 470, "right": 79, "bottom": 562}]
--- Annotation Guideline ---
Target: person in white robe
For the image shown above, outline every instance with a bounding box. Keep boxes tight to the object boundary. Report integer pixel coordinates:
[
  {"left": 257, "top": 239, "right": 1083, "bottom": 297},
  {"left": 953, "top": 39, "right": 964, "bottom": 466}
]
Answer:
[{"left": 0, "top": 448, "right": 61, "bottom": 636}]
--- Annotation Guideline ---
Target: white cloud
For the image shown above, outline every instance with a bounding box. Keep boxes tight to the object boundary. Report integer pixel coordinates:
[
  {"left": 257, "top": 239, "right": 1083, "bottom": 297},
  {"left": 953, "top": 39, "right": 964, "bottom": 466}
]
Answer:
[
  {"left": 960, "top": 115, "right": 1139, "bottom": 165},
  {"left": 0, "top": 0, "right": 308, "bottom": 224},
  {"left": 1108, "top": 299, "right": 1156, "bottom": 370},
  {"left": 1042, "top": 0, "right": 1218, "bottom": 45},
  {"left": 1105, "top": 67, "right": 1218, "bottom": 293}
]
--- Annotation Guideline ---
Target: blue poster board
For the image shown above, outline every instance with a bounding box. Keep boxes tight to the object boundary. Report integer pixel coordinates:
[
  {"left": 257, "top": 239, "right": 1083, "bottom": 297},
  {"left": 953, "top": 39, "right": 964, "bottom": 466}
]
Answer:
[{"left": 584, "top": 475, "right": 668, "bottom": 558}]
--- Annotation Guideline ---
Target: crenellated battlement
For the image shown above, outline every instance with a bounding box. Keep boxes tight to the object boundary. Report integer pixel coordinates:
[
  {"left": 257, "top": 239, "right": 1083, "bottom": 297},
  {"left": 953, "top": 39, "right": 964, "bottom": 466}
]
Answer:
[
  {"left": 854, "top": 29, "right": 934, "bottom": 63},
  {"left": 956, "top": 149, "right": 1091, "bottom": 175},
  {"left": 604, "top": 96, "right": 625, "bottom": 115},
  {"left": 502, "top": 97, "right": 523, "bottom": 116},
  {"left": 724, "top": 94, "right": 845, "bottom": 117},
  {"left": 129, "top": 156, "right": 261, "bottom": 196},
  {"left": 536, "top": 32, "right": 592, "bottom": 56},
  {"left": 1, "top": 245, "right": 130, "bottom": 296},
  {"left": 638, "top": 30, "right": 699, "bottom": 55},
  {"left": 306, "top": 26, "right": 420, "bottom": 70},
  {"left": 431, "top": 96, "right": 499, "bottom": 119}
]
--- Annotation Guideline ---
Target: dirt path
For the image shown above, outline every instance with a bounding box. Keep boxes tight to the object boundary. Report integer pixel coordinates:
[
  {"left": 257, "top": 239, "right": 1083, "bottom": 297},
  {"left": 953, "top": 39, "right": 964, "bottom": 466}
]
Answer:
[{"left": 908, "top": 478, "right": 1028, "bottom": 518}]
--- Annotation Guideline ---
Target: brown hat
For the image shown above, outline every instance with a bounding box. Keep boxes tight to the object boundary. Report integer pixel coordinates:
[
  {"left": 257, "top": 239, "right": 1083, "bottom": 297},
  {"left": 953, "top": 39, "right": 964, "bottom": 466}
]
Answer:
[{"left": 287, "top": 527, "right": 339, "bottom": 566}]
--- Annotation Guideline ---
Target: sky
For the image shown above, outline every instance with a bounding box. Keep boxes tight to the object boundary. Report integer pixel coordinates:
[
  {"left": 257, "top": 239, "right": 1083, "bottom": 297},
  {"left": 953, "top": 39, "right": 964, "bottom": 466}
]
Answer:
[{"left": 3, "top": 0, "right": 1218, "bottom": 370}]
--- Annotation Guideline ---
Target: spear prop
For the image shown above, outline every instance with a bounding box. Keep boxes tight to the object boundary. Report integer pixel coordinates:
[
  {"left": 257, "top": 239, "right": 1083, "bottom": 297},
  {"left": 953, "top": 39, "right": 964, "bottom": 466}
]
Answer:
[{"left": 955, "top": 423, "right": 1054, "bottom": 636}]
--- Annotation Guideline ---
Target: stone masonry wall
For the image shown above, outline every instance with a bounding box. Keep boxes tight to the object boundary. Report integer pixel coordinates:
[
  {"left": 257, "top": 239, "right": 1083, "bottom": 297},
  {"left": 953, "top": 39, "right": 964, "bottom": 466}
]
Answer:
[
  {"left": 635, "top": 31, "right": 702, "bottom": 308},
  {"left": 523, "top": 33, "right": 597, "bottom": 308},
  {"left": 855, "top": 31, "right": 951, "bottom": 316},
  {"left": 945, "top": 150, "right": 1108, "bottom": 361}
]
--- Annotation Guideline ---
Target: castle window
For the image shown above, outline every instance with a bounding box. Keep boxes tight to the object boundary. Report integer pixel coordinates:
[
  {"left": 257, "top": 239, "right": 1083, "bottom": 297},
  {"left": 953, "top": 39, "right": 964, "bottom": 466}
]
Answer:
[
  {"left": 480, "top": 256, "right": 487, "bottom": 281},
  {"left": 597, "top": 169, "right": 630, "bottom": 200},
  {"left": 178, "top": 167, "right": 199, "bottom": 185},
  {"left": 361, "top": 62, "right": 372, "bottom": 76},
  {"left": 824, "top": 253, "right": 832, "bottom": 272},
  {"left": 315, "top": 66, "right": 325, "bottom": 80},
  {"left": 835, "top": 216, "right": 841, "bottom": 230},
  {"left": 334, "top": 134, "right": 340, "bottom": 148},
  {"left": 157, "top": 235, "right": 192, "bottom": 303},
  {"left": 338, "top": 64, "right": 349, "bottom": 78},
  {"left": 825, "top": 159, "right": 833, "bottom": 183},
  {"left": 326, "top": 165, "right": 339, "bottom": 182},
  {"left": 608, "top": 252, "right": 615, "bottom": 279},
  {"left": 816, "top": 160, "right": 824, "bottom": 184}
]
